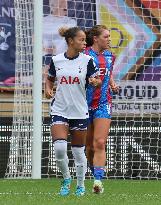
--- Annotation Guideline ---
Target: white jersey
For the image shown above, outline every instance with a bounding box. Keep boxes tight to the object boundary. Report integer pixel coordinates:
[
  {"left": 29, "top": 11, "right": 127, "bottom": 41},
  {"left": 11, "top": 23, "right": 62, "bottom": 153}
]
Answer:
[
  {"left": 43, "top": 15, "right": 77, "bottom": 55},
  {"left": 48, "top": 52, "right": 98, "bottom": 119}
]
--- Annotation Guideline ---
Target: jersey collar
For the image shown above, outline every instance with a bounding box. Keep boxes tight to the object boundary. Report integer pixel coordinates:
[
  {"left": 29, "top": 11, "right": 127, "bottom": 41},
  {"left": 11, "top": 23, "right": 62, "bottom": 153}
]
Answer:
[
  {"left": 64, "top": 52, "right": 79, "bottom": 60},
  {"left": 90, "top": 47, "right": 111, "bottom": 56}
]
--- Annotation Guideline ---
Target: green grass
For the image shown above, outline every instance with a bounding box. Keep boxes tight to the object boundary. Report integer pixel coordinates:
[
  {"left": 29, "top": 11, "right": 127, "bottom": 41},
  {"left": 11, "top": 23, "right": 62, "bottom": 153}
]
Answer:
[{"left": 0, "top": 179, "right": 161, "bottom": 205}]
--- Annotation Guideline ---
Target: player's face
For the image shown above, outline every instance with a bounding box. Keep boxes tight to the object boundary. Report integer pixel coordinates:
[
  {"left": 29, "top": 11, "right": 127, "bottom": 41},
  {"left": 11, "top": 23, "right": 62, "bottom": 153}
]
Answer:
[
  {"left": 95, "top": 29, "right": 111, "bottom": 51},
  {"left": 71, "top": 31, "right": 87, "bottom": 52}
]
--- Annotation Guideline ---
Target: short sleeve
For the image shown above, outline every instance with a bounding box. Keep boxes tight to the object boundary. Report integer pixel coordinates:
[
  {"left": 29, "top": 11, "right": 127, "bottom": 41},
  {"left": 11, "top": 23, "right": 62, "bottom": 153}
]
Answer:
[
  {"left": 48, "top": 59, "right": 56, "bottom": 77},
  {"left": 86, "top": 58, "right": 99, "bottom": 78}
]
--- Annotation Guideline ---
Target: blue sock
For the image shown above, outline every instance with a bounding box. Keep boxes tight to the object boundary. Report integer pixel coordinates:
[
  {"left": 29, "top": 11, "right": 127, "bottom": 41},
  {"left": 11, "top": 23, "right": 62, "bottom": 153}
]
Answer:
[{"left": 94, "top": 166, "right": 105, "bottom": 180}]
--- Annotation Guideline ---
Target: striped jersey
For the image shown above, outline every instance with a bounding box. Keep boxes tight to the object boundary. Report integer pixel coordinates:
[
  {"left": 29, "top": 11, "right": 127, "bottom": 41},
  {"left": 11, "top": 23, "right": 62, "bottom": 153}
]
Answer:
[
  {"left": 48, "top": 52, "right": 99, "bottom": 119},
  {"left": 85, "top": 47, "right": 115, "bottom": 109}
]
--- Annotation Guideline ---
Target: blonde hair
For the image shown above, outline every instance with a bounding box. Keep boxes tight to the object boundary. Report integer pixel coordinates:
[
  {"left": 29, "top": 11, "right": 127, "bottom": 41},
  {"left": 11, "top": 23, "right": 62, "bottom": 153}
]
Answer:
[{"left": 85, "top": 25, "right": 109, "bottom": 46}]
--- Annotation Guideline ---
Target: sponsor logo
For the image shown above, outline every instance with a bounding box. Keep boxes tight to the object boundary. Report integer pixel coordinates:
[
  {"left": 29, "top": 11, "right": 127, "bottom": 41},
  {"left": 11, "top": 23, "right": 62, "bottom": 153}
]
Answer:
[
  {"left": 60, "top": 76, "right": 80, "bottom": 84},
  {"left": 0, "top": 25, "right": 11, "bottom": 50},
  {"left": 99, "top": 67, "right": 110, "bottom": 76}
]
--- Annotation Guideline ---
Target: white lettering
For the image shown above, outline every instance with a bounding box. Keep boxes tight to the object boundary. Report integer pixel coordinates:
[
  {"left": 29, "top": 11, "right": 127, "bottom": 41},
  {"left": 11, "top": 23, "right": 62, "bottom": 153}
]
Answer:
[
  {"left": 0, "top": 7, "right": 15, "bottom": 18},
  {"left": 114, "top": 81, "right": 159, "bottom": 101}
]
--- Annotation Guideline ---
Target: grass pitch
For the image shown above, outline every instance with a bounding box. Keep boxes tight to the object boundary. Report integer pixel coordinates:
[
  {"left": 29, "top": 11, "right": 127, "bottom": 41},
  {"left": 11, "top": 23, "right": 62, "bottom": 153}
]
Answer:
[{"left": 0, "top": 179, "right": 161, "bottom": 205}]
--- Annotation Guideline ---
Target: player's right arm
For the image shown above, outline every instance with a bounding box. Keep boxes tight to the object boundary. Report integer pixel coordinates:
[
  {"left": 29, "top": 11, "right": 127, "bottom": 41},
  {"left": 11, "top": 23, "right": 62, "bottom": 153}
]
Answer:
[
  {"left": 45, "top": 59, "right": 56, "bottom": 99},
  {"left": 45, "top": 76, "right": 55, "bottom": 99}
]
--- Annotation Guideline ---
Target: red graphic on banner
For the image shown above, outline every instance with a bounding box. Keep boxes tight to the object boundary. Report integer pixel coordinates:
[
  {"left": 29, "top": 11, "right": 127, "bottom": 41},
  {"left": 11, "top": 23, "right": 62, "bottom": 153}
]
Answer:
[{"left": 141, "top": 0, "right": 161, "bottom": 9}]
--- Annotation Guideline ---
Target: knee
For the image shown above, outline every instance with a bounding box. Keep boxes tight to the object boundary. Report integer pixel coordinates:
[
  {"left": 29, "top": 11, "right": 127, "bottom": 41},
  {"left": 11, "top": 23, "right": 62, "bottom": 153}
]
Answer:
[
  {"left": 54, "top": 139, "right": 67, "bottom": 160},
  {"left": 94, "top": 138, "right": 106, "bottom": 151}
]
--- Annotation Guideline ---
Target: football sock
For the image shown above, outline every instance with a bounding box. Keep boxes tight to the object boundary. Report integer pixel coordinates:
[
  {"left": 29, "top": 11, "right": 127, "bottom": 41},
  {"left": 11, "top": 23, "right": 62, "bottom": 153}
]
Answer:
[
  {"left": 72, "top": 146, "right": 87, "bottom": 187},
  {"left": 94, "top": 166, "right": 105, "bottom": 180},
  {"left": 54, "top": 139, "right": 71, "bottom": 179}
]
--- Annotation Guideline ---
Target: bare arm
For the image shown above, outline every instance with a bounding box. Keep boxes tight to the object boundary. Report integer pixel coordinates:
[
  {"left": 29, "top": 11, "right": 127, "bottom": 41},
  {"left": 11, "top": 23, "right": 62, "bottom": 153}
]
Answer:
[
  {"left": 45, "top": 76, "right": 55, "bottom": 99},
  {"left": 110, "top": 74, "right": 119, "bottom": 94},
  {"left": 89, "top": 75, "right": 102, "bottom": 87}
]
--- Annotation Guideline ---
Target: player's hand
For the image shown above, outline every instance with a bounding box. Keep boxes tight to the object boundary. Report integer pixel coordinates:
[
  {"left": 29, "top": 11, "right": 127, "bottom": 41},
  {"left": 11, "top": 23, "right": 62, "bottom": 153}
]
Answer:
[
  {"left": 110, "top": 82, "right": 119, "bottom": 94},
  {"left": 89, "top": 77, "right": 101, "bottom": 87},
  {"left": 45, "top": 89, "right": 53, "bottom": 99}
]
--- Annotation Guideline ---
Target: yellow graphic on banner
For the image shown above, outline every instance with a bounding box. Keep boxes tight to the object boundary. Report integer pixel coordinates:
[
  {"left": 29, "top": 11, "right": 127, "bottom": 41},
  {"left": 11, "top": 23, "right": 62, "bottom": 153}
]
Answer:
[{"left": 99, "top": 5, "right": 133, "bottom": 56}]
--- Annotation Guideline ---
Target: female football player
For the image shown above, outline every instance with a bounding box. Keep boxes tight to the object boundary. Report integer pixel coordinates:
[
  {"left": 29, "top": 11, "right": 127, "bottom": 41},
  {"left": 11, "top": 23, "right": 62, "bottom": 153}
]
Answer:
[
  {"left": 85, "top": 25, "right": 119, "bottom": 194},
  {"left": 45, "top": 26, "right": 101, "bottom": 196}
]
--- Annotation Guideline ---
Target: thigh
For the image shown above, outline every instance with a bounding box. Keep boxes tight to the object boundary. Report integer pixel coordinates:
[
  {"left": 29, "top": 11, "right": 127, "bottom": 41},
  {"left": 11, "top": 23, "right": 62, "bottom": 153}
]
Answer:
[
  {"left": 69, "top": 119, "right": 88, "bottom": 146},
  {"left": 93, "top": 105, "right": 112, "bottom": 141},
  {"left": 70, "top": 130, "right": 87, "bottom": 146},
  {"left": 88, "top": 109, "right": 94, "bottom": 124},
  {"left": 93, "top": 118, "right": 111, "bottom": 142},
  {"left": 50, "top": 115, "right": 69, "bottom": 141},
  {"left": 86, "top": 123, "right": 94, "bottom": 148}
]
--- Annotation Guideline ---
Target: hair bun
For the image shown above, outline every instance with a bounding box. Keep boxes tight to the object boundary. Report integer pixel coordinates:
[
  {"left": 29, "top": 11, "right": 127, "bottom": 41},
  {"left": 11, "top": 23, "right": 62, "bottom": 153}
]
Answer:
[{"left": 59, "top": 27, "right": 69, "bottom": 37}]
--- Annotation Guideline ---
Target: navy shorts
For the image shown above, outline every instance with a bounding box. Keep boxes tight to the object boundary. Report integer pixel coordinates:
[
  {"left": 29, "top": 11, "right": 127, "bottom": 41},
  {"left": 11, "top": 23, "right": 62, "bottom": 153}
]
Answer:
[
  {"left": 88, "top": 103, "right": 112, "bottom": 123},
  {"left": 50, "top": 115, "right": 88, "bottom": 130}
]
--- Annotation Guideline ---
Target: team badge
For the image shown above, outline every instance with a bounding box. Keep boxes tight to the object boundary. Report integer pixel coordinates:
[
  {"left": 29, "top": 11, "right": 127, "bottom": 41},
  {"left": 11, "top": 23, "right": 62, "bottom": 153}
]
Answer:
[
  {"left": 0, "top": 26, "right": 11, "bottom": 51},
  {"left": 78, "top": 67, "right": 83, "bottom": 73}
]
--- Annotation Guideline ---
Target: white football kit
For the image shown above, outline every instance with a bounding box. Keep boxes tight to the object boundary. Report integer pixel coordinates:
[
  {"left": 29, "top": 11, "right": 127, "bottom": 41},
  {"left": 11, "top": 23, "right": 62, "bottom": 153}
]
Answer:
[{"left": 48, "top": 52, "right": 98, "bottom": 119}]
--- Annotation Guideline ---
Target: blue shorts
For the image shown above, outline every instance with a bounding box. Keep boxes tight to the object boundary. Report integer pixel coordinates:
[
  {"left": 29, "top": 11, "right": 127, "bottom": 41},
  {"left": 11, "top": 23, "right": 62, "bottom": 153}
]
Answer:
[
  {"left": 50, "top": 115, "right": 88, "bottom": 130},
  {"left": 88, "top": 104, "right": 112, "bottom": 123}
]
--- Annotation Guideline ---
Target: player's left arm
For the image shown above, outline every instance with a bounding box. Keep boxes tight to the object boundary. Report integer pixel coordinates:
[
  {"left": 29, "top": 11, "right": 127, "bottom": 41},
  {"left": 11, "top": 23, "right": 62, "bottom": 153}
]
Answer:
[
  {"left": 110, "top": 75, "right": 119, "bottom": 94},
  {"left": 89, "top": 75, "right": 101, "bottom": 87},
  {"left": 109, "top": 54, "right": 119, "bottom": 93}
]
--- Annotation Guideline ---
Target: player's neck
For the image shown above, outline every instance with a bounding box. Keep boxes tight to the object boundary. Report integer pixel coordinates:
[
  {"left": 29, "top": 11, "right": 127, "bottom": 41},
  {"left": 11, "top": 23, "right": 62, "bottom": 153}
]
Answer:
[
  {"left": 91, "top": 45, "right": 104, "bottom": 54},
  {"left": 66, "top": 49, "right": 79, "bottom": 59}
]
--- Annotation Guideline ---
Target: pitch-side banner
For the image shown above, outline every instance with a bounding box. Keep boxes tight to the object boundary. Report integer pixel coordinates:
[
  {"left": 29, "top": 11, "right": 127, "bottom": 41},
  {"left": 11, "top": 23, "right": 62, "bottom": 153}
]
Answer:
[
  {"left": 96, "top": 0, "right": 159, "bottom": 81},
  {"left": 112, "top": 81, "right": 161, "bottom": 114},
  {"left": 0, "top": 0, "right": 15, "bottom": 88}
]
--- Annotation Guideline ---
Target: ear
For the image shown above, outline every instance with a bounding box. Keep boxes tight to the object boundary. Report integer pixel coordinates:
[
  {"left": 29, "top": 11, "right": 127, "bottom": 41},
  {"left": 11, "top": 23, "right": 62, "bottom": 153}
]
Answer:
[
  {"left": 93, "top": 35, "right": 98, "bottom": 43},
  {"left": 68, "top": 37, "right": 74, "bottom": 45}
]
